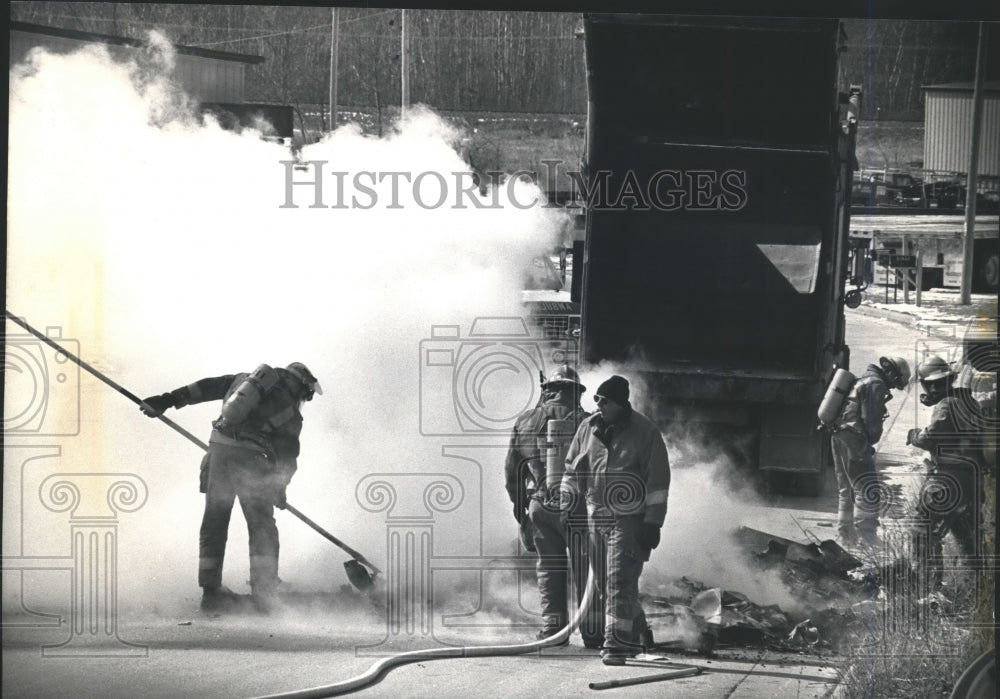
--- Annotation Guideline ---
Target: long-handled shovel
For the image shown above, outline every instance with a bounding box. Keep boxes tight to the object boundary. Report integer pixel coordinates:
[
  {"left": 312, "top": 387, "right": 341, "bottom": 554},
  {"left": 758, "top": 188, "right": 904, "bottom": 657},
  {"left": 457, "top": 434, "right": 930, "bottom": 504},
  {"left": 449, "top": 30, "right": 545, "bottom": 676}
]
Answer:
[{"left": 5, "top": 310, "right": 381, "bottom": 592}]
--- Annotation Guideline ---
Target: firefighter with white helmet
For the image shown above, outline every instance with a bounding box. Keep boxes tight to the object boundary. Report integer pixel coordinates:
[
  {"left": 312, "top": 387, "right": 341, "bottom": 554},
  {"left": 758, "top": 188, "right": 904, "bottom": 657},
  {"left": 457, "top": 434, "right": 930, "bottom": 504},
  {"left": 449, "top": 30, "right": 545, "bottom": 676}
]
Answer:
[
  {"left": 141, "top": 362, "right": 322, "bottom": 613},
  {"left": 906, "top": 355, "right": 988, "bottom": 590},
  {"left": 504, "top": 364, "right": 600, "bottom": 646},
  {"left": 829, "top": 355, "right": 910, "bottom": 548}
]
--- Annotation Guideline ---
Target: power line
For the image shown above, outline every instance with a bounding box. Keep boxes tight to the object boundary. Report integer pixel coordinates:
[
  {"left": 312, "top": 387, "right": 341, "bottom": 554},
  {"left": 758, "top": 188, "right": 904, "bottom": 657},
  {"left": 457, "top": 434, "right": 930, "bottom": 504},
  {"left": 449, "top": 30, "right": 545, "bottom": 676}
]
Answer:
[{"left": 197, "top": 24, "right": 331, "bottom": 47}]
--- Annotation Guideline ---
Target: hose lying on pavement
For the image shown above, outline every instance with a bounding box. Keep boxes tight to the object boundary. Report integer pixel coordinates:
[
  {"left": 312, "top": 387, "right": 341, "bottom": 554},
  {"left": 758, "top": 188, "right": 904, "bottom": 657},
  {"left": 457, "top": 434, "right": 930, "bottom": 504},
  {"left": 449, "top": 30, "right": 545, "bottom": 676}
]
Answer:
[{"left": 254, "top": 566, "right": 596, "bottom": 699}]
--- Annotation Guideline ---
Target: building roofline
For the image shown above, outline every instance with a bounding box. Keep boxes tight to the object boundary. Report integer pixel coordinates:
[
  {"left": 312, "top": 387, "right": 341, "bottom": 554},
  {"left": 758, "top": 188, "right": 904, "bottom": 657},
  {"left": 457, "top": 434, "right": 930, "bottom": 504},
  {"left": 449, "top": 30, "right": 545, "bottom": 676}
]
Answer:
[
  {"left": 10, "top": 21, "right": 265, "bottom": 64},
  {"left": 922, "top": 81, "right": 1000, "bottom": 93}
]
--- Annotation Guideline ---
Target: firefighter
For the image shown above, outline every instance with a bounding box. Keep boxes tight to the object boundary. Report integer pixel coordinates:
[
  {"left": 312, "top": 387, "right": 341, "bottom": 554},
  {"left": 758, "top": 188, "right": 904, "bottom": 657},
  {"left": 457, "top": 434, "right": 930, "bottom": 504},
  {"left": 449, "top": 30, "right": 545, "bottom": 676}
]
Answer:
[
  {"left": 561, "top": 375, "right": 670, "bottom": 665},
  {"left": 141, "top": 362, "right": 322, "bottom": 613},
  {"left": 907, "top": 356, "right": 987, "bottom": 591},
  {"left": 829, "top": 355, "right": 910, "bottom": 548},
  {"left": 505, "top": 365, "right": 600, "bottom": 646}
]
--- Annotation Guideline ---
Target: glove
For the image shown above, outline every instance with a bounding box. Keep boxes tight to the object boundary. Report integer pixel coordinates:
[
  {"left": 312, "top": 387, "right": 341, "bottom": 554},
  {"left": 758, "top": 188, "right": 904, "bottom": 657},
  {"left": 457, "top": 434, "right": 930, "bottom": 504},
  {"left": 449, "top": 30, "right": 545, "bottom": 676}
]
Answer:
[
  {"left": 513, "top": 502, "right": 526, "bottom": 524},
  {"left": 906, "top": 428, "right": 920, "bottom": 446},
  {"left": 140, "top": 393, "right": 174, "bottom": 417},
  {"left": 637, "top": 523, "right": 661, "bottom": 551}
]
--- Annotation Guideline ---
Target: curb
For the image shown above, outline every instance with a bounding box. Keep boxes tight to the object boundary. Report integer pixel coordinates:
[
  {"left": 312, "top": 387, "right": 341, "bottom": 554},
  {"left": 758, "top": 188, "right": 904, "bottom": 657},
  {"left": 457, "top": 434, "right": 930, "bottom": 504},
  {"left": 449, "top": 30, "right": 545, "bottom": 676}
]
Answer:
[
  {"left": 850, "top": 303, "right": 986, "bottom": 339},
  {"left": 849, "top": 303, "right": 924, "bottom": 329}
]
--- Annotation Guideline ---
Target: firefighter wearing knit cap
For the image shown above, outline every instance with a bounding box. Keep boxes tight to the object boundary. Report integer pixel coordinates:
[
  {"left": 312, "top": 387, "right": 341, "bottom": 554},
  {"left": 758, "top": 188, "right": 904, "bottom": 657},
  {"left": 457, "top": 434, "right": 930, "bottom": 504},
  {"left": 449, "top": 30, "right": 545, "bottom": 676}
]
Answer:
[{"left": 561, "top": 375, "right": 671, "bottom": 665}]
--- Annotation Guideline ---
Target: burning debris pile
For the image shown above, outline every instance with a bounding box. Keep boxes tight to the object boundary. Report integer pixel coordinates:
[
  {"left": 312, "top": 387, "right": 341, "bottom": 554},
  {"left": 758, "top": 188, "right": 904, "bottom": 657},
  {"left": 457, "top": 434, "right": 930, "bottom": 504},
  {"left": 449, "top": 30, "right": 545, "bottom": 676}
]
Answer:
[{"left": 642, "top": 527, "right": 901, "bottom": 653}]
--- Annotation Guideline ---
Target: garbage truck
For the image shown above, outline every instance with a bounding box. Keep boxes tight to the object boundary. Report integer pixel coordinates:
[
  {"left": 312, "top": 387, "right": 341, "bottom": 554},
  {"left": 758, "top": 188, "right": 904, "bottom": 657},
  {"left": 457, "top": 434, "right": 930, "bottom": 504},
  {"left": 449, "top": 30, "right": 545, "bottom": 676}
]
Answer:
[{"left": 575, "top": 14, "right": 860, "bottom": 493}]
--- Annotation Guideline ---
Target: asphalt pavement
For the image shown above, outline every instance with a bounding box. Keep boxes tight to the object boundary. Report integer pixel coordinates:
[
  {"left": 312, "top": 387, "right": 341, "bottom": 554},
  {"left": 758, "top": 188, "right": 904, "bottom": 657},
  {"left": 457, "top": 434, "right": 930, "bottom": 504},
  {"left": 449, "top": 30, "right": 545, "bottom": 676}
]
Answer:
[{"left": 3, "top": 296, "right": 993, "bottom": 699}]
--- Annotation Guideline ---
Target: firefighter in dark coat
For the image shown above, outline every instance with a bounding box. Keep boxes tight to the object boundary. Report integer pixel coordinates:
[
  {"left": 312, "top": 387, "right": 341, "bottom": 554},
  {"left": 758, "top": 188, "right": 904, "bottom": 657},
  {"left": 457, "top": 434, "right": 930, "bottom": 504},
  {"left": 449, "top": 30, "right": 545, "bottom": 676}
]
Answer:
[
  {"left": 505, "top": 365, "right": 600, "bottom": 646},
  {"left": 141, "top": 362, "right": 321, "bottom": 612},
  {"left": 907, "top": 355, "right": 988, "bottom": 590},
  {"left": 829, "top": 356, "right": 910, "bottom": 547}
]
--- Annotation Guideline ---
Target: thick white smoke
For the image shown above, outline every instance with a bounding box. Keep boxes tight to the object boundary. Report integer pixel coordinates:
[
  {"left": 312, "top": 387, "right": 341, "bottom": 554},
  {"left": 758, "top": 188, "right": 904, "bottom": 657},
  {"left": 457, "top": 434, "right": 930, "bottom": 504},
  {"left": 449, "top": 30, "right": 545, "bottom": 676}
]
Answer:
[
  {"left": 5, "top": 36, "right": 801, "bottom": 638},
  {"left": 5, "top": 38, "right": 564, "bottom": 621}
]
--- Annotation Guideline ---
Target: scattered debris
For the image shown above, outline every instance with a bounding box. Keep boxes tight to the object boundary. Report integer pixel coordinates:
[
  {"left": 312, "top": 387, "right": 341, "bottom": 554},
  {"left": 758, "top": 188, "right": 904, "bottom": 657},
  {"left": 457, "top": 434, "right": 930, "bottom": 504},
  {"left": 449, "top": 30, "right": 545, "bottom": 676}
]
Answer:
[
  {"left": 787, "top": 619, "right": 820, "bottom": 646},
  {"left": 642, "top": 526, "right": 916, "bottom": 654}
]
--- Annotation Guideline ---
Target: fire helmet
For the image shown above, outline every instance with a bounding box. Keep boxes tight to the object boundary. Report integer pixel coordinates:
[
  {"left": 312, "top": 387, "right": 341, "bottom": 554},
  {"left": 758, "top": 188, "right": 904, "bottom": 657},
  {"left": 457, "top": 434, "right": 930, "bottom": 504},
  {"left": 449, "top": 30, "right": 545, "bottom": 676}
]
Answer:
[
  {"left": 917, "top": 355, "right": 953, "bottom": 384},
  {"left": 878, "top": 356, "right": 912, "bottom": 390},
  {"left": 542, "top": 365, "right": 586, "bottom": 392},
  {"left": 286, "top": 362, "right": 323, "bottom": 396}
]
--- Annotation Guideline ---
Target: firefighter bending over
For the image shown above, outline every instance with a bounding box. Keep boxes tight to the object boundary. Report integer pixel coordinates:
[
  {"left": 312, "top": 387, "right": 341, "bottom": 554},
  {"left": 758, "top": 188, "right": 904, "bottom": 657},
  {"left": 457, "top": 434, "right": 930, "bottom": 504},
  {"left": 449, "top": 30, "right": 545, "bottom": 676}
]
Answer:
[
  {"left": 141, "top": 362, "right": 322, "bottom": 613},
  {"left": 829, "top": 355, "right": 910, "bottom": 548},
  {"left": 561, "top": 375, "right": 670, "bottom": 665}
]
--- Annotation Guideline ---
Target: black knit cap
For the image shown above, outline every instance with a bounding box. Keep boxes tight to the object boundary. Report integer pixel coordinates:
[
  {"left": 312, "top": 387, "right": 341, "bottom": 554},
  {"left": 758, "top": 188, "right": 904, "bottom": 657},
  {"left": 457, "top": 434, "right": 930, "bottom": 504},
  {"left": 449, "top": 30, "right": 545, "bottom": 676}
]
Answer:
[{"left": 595, "top": 375, "right": 629, "bottom": 405}]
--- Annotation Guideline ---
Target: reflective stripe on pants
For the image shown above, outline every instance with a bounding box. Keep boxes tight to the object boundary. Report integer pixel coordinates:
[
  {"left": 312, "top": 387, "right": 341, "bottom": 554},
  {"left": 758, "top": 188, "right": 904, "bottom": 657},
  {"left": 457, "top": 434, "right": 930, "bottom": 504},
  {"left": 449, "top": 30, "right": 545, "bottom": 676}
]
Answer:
[
  {"left": 199, "top": 443, "right": 280, "bottom": 589},
  {"left": 589, "top": 510, "right": 647, "bottom": 651}
]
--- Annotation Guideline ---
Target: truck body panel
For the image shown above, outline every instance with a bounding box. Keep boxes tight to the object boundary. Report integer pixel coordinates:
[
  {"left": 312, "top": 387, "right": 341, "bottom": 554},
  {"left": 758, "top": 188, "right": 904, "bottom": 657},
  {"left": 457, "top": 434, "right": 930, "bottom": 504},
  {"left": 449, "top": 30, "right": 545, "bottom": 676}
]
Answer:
[{"left": 579, "top": 14, "right": 853, "bottom": 486}]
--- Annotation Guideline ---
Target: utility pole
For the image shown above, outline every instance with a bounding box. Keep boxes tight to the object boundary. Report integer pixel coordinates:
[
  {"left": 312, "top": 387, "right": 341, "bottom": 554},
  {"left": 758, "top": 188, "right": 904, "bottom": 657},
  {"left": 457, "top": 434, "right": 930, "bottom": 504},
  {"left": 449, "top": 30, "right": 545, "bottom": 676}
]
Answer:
[
  {"left": 401, "top": 9, "right": 409, "bottom": 117},
  {"left": 328, "top": 7, "right": 339, "bottom": 130},
  {"left": 960, "top": 22, "right": 987, "bottom": 305}
]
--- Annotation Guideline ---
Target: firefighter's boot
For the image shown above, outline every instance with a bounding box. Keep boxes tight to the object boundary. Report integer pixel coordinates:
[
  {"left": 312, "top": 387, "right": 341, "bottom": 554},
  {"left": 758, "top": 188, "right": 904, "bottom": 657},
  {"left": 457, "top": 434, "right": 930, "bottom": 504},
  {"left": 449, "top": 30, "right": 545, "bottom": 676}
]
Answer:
[
  {"left": 200, "top": 585, "right": 244, "bottom": 613},
  {"left": 249, "top": 554, "right": 281, "bottom": 615}
]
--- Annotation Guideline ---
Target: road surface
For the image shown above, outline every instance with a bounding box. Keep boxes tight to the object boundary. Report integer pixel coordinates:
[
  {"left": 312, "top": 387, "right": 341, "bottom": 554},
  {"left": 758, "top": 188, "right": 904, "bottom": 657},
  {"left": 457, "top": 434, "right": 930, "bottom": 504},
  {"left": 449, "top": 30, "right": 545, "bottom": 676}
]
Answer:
[{"left": 1, "top": 308, "right": 979, "bottom": 698}]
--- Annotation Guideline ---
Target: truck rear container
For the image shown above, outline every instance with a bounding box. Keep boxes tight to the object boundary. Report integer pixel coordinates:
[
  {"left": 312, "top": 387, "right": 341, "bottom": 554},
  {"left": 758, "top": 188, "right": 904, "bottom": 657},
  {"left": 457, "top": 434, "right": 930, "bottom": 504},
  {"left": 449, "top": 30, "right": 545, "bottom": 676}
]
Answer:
[{"left": 578, "top": 14, "right": 859, "bottom": 492}]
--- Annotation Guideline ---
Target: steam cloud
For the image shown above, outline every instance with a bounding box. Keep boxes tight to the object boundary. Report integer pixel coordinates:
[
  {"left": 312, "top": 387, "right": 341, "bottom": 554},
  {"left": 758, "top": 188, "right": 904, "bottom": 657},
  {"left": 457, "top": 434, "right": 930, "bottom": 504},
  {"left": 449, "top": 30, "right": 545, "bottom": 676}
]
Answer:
[
  {"left": 5, "top": 37, "right": 562, "bottom": 618},
  {"left": 5, "top": 35, "right": 799, "bottom": 633}
]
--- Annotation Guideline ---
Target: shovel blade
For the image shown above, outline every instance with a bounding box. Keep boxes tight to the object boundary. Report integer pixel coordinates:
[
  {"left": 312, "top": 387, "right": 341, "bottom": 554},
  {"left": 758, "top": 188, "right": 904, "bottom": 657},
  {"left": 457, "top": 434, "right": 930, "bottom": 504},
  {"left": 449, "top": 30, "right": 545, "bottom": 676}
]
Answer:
[{"left": 344, "top": 559, "right": 375, "bottom": 592}]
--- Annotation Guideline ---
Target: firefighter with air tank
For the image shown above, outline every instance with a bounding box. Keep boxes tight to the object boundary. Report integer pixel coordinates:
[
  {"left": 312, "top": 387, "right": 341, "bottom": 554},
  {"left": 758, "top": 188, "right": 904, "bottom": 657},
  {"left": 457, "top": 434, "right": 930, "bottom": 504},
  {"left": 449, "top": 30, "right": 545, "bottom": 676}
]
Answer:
[
  {"left": 505, "top": 365, "right": 601, "bottom": 647},
  {"left": 906, "top": 355, "right": 990, "bottom": 591},
  {"left": 821, "top": 356, "right": 911, "bottom": 549},
  {"left": 141, "top": 362, "right": 322, "bottom": 613}
]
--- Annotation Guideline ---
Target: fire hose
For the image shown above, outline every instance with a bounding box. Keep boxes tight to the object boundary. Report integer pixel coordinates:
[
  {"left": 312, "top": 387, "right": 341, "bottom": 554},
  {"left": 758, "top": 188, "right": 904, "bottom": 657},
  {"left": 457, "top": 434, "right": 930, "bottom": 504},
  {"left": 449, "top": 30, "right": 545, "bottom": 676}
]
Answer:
[{"left": 253, "top": 566, "right": 597, "bottom": 699}]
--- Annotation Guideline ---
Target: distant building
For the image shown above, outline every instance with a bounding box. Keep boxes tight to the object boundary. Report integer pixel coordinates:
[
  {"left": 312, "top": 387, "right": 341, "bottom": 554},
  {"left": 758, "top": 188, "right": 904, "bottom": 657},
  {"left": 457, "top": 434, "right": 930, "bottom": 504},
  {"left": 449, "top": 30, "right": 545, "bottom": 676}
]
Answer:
[
  {"left": 10, "top": 20, "right": 264, "bottom": 103},
  {"left": 922, "top": 81, "right": 1000, "bottom": 179}
]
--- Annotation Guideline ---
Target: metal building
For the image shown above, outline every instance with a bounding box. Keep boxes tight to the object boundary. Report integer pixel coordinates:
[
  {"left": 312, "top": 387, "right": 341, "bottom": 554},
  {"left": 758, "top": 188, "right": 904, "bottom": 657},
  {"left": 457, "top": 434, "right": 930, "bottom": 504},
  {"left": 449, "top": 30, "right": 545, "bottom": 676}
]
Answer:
[
  {"left": 922, "top": 81, "right": 1000, "bottom": 178},
  {"left": 10, "top": 21, "right": 263, "bottom": 103}
]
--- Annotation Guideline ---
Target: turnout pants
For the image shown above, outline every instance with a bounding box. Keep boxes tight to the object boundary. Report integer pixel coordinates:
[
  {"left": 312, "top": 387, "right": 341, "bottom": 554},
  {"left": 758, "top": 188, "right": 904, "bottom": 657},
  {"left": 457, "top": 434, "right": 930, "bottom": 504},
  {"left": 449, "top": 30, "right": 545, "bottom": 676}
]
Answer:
[
  {"left": 588, "top": 510, "right": 649, "bottom": 653},
  {"left": 527, "top": 496, "right": 602, "bottom": 645},
  {"left": 831, "top": 430, "right": 880, "bottom": 540},
  {"left": 199, "top": 443, "right": 280, "bottom": 595},
  {"left": 913, "top": 464, "right": 980, "bottom": 590}
]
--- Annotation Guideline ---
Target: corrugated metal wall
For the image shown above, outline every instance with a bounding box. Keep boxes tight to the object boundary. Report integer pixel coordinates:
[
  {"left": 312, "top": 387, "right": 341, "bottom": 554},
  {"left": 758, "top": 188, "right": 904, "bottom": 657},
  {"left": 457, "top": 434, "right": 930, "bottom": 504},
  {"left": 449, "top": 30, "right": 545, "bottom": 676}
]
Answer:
[
  {"left": 173, "top": 55, "right": 245, "bottom": 103},
  {"left": 924, "top": 88, "right": 1000, "bottom": 177},
  {"left": 10, "top": 29, "right": 246, "bottom": 103}
]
